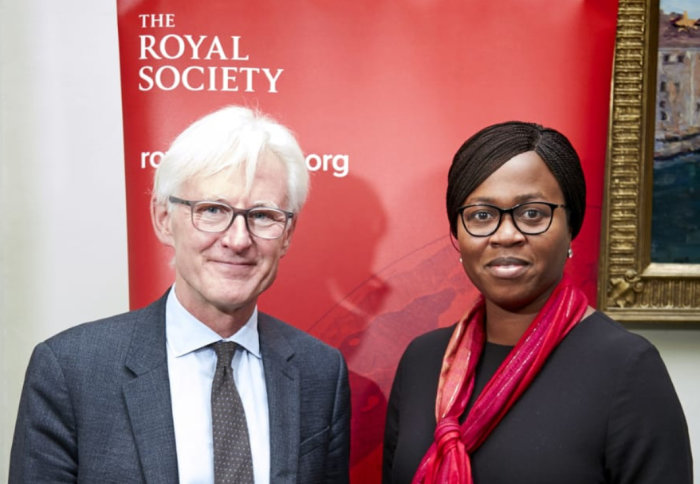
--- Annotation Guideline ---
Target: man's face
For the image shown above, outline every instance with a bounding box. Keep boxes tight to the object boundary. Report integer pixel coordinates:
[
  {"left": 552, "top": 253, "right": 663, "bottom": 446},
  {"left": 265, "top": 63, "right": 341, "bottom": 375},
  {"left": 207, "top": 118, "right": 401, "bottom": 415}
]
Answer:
[{"left": 152, "top": 153, "right": 294, "bottom": 323}]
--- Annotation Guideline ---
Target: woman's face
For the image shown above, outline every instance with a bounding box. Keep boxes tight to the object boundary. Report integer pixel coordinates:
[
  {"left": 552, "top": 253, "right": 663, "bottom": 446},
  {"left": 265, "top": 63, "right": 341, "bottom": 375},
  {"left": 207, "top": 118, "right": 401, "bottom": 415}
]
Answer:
[{"left": 457, "top": 151, "right": 572, "bottom": 314}]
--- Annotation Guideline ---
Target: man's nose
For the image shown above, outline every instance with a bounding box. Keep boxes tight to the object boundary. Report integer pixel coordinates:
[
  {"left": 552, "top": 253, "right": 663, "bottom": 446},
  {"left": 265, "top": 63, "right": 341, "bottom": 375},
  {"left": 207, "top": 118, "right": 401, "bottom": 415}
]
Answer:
[{"left": 221, "top": 213, "right": 253, "bottom": 248}]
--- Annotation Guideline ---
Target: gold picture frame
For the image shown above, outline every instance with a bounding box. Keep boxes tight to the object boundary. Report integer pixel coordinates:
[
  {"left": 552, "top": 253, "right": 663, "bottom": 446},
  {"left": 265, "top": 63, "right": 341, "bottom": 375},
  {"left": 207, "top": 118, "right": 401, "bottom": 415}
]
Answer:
[{"left": 598, "top": 0, "right": 700, "bottom": 322}]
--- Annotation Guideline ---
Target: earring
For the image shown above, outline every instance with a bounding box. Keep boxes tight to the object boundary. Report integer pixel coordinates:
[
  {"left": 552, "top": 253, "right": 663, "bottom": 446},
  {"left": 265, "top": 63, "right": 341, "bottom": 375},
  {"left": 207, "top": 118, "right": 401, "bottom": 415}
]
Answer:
[
  {"left": 567, "top": 248, "right": 573, "bottom": 259},
  {"left": 459, "top": 257, "right": 463, "bottom": 264}
]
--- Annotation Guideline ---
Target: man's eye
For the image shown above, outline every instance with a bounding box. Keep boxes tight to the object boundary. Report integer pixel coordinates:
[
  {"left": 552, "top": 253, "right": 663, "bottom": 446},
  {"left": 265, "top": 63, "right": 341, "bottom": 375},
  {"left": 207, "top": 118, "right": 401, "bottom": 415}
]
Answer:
[
  {"left": 196, "top": 204, "right": 228, "bottom": 216},
  {"left": 250, "top": 209, "right": 284, "bottom": 223},
  {"left": 250, "top": 210, "right": 272, "bottom": 221}
]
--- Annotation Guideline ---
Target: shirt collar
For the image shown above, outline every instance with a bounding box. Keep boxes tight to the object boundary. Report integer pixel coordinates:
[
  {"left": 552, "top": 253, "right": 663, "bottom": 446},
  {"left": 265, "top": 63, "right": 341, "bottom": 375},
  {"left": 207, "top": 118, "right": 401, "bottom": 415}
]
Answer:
[{"left": 165, "top": 287, "right": 261, "bottom": 359}]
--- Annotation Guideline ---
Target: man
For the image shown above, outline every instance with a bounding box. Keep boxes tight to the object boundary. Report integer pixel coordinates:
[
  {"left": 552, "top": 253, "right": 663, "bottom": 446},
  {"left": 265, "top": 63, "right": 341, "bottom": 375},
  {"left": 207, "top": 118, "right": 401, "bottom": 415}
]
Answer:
[{"left": 10, "top": 106, "right": 351, "bottom": 483}]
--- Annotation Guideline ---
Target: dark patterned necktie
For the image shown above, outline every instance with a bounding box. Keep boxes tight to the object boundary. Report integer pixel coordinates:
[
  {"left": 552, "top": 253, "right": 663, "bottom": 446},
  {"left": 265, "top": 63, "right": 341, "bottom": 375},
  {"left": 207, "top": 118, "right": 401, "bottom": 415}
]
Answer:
[{"left": 211, "top": 341, "right": 254, "bottom": 484}]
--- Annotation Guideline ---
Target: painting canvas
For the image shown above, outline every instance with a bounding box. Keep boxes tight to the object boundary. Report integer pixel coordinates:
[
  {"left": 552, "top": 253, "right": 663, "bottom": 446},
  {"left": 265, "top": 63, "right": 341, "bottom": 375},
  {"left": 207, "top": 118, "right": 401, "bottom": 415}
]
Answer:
[
  {"left": 651, "top": 0, "right": 700, "bottom": 263},
  {"left": 598, "top": 0, "right": 700, "bottom": 322}
]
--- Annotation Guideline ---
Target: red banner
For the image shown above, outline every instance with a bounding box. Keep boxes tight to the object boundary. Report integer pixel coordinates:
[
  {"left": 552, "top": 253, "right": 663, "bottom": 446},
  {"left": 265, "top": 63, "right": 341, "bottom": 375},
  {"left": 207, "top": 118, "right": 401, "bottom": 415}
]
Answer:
[{"left": 117, "top": 1, "right": 618, "bottom": 480}]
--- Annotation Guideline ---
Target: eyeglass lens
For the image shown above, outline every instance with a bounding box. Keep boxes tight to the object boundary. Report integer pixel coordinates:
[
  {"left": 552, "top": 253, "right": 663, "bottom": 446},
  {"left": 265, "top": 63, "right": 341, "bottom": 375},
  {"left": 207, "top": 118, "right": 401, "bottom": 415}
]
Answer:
[
  {"left": 461, "top": 202, "right": 555, "bottom": 236},
  {"left": 192, "top": 202, "right": 288, "bottom": 238}
]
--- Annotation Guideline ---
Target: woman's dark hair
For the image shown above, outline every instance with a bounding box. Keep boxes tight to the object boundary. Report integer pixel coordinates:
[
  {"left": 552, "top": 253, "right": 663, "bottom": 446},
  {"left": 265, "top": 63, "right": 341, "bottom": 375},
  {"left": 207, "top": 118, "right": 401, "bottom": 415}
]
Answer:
[{"left": 446, "top": 121, "right": 586, "bottom": 239}]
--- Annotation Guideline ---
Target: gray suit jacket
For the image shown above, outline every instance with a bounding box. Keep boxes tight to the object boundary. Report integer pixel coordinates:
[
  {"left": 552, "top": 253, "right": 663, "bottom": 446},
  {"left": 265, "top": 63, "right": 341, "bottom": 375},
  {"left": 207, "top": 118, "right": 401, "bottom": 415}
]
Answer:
[{"left": 10, "top": 293, "right": 350, "bottom": 483}]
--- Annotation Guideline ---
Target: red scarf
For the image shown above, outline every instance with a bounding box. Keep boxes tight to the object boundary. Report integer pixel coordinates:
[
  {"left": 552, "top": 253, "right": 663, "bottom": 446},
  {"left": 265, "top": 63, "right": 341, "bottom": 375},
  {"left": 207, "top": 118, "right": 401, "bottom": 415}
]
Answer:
[{"left": 412, "top": 275, "right": 588, "bottom": 484}]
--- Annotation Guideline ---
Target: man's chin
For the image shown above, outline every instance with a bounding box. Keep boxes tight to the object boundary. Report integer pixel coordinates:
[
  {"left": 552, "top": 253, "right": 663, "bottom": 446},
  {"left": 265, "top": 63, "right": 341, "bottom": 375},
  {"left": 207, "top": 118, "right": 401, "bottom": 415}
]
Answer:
[{"left": 211, "top": 295, "right": 256, "bottom": 313}]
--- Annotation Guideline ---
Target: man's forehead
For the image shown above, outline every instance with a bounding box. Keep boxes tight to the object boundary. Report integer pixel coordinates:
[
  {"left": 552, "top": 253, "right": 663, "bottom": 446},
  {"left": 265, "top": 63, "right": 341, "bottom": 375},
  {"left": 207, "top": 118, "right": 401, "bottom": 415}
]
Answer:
[{"left": 180, "top": 162, "right": 289, "bottom": 205}]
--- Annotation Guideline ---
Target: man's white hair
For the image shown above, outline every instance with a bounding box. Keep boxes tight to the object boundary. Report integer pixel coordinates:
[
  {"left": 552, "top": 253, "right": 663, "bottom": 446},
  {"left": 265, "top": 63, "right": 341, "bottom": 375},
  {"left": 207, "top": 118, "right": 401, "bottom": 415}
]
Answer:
[{"left": 153, "top": 105, "right": 309, "bottom": 212}]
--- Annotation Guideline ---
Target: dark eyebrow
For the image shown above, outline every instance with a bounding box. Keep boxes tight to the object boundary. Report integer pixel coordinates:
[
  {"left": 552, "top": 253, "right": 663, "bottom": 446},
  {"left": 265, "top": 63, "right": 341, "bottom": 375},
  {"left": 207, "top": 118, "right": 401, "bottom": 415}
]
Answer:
[{"left": 467, "top": 193, "right": 546, "bottom": 205}]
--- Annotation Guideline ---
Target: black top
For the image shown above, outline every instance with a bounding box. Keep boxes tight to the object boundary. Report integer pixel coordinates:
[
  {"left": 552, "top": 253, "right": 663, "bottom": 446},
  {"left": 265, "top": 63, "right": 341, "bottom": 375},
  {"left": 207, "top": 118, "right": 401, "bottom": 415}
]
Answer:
[{"left": 383, "top": 311, "right": 693, "bottom": 484}]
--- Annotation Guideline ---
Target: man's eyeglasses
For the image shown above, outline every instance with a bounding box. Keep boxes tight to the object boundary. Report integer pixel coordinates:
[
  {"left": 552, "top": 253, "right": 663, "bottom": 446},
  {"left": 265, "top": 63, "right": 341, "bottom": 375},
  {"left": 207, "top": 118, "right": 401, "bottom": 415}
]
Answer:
[
  {"left": 457, "top": 201, "right": 566, "bottom": 237},
  {"left": 169, "top": 196, "right": 294, "bottom": 240}
]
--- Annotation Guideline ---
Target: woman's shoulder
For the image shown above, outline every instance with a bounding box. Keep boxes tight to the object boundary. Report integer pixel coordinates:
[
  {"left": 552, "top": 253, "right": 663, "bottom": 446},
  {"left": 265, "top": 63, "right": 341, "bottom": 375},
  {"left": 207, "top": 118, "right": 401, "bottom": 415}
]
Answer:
[
  {"left": 407, "top": 324, "right": 455, "bottom": 349},
  {"left": 575, "top": 311, "right": 655, "bottom": 348},
  {"left": 563, "top": 310, "right": 661, "bottom": 368},
  {"left": 399, "top": 325, "right": 456, "bottom": 366}
]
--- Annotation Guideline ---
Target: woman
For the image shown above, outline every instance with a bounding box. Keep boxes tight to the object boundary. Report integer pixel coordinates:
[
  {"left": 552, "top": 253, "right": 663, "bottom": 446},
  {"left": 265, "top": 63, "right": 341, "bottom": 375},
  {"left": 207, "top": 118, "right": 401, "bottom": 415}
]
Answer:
[{"left": 383, "top": 121, "right": 692, "bottom": 484}]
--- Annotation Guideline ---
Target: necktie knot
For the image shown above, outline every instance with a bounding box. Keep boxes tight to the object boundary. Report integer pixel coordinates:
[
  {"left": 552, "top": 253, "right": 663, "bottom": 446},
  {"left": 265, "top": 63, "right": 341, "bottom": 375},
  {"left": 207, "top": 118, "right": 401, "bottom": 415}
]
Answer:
[{"left": 213, "top": 341, "right": 237, "bottom": 369}]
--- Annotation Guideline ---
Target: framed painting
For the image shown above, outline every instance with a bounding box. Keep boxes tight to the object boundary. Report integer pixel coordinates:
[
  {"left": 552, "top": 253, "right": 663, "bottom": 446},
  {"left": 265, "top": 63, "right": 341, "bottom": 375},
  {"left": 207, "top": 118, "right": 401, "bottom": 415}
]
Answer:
[{"left": 598, "top": 0, "right": 700, "bottom": 322}]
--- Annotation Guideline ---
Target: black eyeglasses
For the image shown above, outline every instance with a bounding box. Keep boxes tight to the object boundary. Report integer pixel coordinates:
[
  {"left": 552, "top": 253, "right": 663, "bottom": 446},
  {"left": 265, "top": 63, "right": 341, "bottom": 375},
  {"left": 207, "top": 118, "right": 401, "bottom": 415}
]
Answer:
[
  {"left": 457, "top": 201, "right": 566, "bottom": 237},
  {"left": 169, "top": 196, "right": 294, "bottom": 239}
]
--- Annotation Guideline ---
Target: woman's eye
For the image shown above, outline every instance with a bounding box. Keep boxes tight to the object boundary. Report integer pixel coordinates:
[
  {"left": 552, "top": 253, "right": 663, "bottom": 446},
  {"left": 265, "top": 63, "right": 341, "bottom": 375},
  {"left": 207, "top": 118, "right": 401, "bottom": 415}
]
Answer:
[{"left": 468, "top": 209, "right": 495, "bottom": 222}]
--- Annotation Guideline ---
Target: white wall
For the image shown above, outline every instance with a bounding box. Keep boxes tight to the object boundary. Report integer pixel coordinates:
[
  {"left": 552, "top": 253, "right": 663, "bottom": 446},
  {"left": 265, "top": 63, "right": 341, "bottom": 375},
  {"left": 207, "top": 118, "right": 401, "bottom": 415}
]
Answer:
[
  {"left": 634, "top": 326, "right": 700, "bottom": 482},
  {"left": 0, "top": 1, "right": 128, "bottom": 481},
  {"left": 1, "top": 2, "right": 698, "bottom": 482}
]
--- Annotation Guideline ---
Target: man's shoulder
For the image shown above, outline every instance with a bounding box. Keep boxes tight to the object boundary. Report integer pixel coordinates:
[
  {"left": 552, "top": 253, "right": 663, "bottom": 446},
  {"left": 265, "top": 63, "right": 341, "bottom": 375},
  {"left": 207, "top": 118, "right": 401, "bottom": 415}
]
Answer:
[
  {"left": 258, "top": 312, "right": 341, "bottom": 357},
  {"left": 43, "top": 295, "right": 166, "bottom": 354}
]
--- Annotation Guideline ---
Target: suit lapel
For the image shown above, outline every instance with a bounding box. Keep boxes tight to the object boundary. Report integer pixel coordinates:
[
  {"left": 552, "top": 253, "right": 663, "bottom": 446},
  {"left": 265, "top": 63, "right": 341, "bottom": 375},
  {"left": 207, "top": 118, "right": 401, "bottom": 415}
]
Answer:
[
  {"left": 259, "top": 314, "right": 300, "bottom": 483},
  {"left": 123, "top": 294, "right": 179, "bottom": 484}
]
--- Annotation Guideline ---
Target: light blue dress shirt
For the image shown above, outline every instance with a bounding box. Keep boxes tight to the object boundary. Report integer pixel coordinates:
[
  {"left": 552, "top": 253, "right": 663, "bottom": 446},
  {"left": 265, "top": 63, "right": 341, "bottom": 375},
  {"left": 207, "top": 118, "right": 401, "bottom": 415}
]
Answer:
[{"left": 165, "top": 289, "right": 270, "bottom": 484}]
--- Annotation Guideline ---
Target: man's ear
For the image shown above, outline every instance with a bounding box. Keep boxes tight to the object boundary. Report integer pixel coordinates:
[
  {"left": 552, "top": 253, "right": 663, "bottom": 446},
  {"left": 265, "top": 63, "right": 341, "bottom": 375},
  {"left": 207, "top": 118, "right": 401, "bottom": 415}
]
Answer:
[
  {"left": 151, "top": 196, "right": 175, "bottom": 248},
  {"left": 279, "top": 217, "right": 297, "bottom": 257}
]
